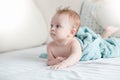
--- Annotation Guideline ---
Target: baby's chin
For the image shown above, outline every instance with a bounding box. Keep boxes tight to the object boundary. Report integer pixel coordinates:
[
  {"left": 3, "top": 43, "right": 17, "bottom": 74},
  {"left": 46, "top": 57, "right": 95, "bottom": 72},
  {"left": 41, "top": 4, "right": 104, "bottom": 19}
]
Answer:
[
  {"left": 50, "top": 36, "right": 57, "bottom": 41},
  {"left": 51, "top": 35, "right": 55, "bottom": 39}
]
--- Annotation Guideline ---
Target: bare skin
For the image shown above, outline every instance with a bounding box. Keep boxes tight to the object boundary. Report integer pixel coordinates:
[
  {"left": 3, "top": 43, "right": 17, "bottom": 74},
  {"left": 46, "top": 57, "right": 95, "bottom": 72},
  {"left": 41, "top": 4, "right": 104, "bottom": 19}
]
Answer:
[
  {"left": 47, "top": 14, "right": 82, "bottom": 69},
  {"left": 102, "top": 26, "right": 119, "bottom": 39}
]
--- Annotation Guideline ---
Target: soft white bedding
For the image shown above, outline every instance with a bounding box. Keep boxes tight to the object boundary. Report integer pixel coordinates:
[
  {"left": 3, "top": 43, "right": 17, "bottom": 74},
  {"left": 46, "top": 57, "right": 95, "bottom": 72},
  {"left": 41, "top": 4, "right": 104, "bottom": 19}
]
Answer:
[{"left": 0, "top": 45, "right": 120, "bottom": 80}]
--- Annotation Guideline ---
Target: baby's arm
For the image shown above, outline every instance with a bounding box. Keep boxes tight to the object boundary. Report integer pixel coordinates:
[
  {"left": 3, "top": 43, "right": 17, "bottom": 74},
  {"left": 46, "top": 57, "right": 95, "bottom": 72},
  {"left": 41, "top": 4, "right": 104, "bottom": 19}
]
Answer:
[
  {"left": 47, "top": 43, "right": 65, "bottom": 66},
  {"left": 51, "top": 40, "right": 82, "bottom": 69},
  {"left": 47, "top": 57, "right": 65, "bottom": 66}
]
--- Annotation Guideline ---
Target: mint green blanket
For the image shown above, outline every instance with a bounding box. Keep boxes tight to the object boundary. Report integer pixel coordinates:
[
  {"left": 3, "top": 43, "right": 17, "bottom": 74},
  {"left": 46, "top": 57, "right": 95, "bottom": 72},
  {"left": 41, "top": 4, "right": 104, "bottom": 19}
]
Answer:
[
  {"left": 40, "top": 27, "right": 120, "bottom": 61},
  {"left": 76, "top": 27, "right": 120, "bottom": 61}
]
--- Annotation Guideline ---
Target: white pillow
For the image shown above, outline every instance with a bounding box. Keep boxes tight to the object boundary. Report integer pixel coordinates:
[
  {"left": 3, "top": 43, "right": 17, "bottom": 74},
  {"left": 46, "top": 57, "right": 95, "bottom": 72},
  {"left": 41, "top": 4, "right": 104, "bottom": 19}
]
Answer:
[
  {"left": 0, "top": 0, "right": 48, "bottom": 52},
  {"left": 80, "top": 0, "right": 104, "bottom": 35}
]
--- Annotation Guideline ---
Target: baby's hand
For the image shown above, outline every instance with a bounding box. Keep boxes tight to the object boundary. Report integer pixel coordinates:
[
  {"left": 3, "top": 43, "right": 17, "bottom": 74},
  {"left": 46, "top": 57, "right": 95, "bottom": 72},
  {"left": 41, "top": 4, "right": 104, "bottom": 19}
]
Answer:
[
  {"left": 56, "top": 57, "right": 66, "bottom": 62},
  {"left": 51, "top": 61, "right": 67, "bottom": 69}
]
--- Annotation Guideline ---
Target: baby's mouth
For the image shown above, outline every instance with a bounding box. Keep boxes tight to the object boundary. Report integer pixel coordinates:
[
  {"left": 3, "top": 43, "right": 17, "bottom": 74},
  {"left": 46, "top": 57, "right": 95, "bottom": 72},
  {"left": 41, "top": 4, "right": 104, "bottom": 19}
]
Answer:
[{"left": 51, "top": 33, "right": 56, "bottom": 36}]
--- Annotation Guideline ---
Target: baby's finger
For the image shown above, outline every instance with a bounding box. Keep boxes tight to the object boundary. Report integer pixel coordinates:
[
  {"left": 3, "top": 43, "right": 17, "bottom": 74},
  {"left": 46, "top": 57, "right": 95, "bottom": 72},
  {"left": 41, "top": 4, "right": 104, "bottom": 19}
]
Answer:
[{"left": 50, "top": 65, "right": 58, "bottom": 70}]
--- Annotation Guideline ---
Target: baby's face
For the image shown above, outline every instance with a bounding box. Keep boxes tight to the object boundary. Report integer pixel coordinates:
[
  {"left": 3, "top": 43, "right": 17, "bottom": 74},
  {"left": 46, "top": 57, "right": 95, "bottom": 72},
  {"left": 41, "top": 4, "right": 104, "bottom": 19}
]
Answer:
[{"left": 50, "top": 14, "right": 72, "bottom": 41}]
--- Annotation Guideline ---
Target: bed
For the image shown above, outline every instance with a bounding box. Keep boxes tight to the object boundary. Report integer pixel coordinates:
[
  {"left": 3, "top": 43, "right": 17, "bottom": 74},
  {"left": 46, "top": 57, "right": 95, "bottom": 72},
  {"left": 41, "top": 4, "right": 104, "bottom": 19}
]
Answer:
[
  {"left": 0, "top": 45, "right": 120, "bottom": 80},
  {"left": 1, "top": 0, "right": 120, "bottom": 80}
]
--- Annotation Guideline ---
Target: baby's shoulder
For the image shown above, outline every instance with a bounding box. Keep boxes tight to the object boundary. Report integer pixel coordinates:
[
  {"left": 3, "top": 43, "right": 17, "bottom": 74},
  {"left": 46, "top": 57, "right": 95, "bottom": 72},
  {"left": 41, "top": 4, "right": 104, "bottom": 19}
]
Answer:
[
  {"left": 72, "top": 38, "right": 80, "bottom": 45},
  {"left": 71, "top": 38, "right": 81, "bottom": 48}
]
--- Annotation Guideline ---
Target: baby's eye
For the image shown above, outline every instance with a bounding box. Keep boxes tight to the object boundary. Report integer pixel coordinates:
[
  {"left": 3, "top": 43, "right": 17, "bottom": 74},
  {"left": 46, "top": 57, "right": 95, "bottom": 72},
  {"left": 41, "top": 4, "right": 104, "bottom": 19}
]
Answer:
[
  {"left": 56, "top": 25, "right": 61, "bottom": 28},
  {"left": 51, "top": 24, "right": 53, "bottom": 28}
]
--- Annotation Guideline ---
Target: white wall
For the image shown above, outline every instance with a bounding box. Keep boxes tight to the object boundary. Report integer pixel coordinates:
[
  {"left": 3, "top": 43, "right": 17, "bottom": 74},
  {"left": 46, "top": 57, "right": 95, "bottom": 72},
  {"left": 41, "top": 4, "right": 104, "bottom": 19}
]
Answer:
[
  {"left": 0, "top": 0, "right": 48, "bottom": 52},
  {"left": 34, "top": 0, "right": 84, "bottom": 29}
]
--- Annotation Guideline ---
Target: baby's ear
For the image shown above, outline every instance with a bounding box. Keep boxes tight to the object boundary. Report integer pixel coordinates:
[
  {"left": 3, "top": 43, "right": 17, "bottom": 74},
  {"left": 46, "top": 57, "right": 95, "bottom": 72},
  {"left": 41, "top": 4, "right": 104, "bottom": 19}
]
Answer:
[{"left": 71, "top": 28, "right": 76, "bottom": 35}]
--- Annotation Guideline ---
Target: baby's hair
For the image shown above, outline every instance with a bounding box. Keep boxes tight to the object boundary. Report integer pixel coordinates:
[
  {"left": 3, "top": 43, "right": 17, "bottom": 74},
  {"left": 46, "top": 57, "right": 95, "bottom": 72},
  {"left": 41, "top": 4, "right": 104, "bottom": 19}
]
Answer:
[{"left": 56, "top": 7, "right": 80, "bottom": 33}]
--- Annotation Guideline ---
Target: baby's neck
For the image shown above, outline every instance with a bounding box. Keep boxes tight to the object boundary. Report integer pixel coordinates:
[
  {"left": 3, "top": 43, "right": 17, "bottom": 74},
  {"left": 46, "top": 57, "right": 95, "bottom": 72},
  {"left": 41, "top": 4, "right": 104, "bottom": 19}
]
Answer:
[{"left": 55, "top": 38, "right": 73, "bottom": 46}]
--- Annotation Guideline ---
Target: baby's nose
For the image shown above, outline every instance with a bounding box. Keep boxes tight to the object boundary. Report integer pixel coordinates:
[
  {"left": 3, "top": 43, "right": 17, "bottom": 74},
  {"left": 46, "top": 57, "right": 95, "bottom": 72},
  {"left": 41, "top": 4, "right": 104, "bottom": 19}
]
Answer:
[{"left": 51, "top": 27, "right": 55, "bottom": 31}]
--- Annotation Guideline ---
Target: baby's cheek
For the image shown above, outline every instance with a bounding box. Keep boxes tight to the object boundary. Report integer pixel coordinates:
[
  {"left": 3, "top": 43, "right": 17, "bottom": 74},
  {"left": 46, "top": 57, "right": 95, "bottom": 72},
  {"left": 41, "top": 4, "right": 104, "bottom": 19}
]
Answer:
[{"left": 59, "top": 34, "right": 66, "bottom": 38}]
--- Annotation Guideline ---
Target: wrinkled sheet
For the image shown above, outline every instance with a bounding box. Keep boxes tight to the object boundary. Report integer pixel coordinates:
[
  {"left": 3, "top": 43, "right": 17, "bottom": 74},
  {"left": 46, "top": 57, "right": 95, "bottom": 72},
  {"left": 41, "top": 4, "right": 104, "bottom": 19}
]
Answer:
[{"left": 0, "top": 45, "right": 120, "bottom": 80}]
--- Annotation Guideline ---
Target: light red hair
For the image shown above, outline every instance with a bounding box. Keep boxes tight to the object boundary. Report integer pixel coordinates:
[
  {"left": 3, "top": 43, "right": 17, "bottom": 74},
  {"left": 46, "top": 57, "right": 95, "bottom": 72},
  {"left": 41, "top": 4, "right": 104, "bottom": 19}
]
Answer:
[{"left": 55, "top": 7, "right": 80, "bottom": 33}]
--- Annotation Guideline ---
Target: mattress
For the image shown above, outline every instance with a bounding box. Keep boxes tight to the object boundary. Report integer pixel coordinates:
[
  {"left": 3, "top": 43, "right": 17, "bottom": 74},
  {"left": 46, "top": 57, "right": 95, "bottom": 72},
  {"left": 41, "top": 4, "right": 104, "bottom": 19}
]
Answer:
[{"left": 0, "top": 45, "right": 120, "bottom": 80}]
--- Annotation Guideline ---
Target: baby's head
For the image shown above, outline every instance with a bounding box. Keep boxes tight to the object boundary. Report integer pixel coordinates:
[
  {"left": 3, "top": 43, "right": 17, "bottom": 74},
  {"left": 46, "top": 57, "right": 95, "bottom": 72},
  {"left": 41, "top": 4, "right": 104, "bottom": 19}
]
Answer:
[
  {"left": 50, "top": 8, "right": 80, "bottom": 40},
  {"left": 56, "top": 8, "right": 80, "bottom": 33}
]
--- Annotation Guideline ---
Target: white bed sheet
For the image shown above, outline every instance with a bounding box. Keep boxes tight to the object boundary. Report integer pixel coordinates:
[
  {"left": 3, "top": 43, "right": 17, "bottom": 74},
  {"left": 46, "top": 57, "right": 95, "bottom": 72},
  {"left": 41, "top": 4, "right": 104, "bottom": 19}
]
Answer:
[{"left": 0, "top": 45, "right": 120, "bottom": 80}]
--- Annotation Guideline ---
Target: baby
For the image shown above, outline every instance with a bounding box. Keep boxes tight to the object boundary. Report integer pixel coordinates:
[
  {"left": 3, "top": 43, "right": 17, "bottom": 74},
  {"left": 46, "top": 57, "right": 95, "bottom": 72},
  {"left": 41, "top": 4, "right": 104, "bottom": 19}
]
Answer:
[
  {"left": 47, "top": 8, "right": 120, "bottom": 69},
  {"left": 47, "top": 8, "right": 82, "bottom": 69}
]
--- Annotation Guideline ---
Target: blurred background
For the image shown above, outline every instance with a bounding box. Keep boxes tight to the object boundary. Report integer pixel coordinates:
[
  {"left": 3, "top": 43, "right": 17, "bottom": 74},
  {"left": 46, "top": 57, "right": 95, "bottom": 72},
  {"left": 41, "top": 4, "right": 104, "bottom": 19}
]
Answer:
[{"left": 0, "top": 0, "right": 120, "bottom": 52}]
